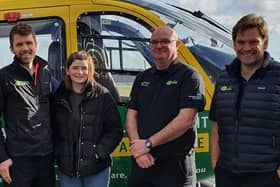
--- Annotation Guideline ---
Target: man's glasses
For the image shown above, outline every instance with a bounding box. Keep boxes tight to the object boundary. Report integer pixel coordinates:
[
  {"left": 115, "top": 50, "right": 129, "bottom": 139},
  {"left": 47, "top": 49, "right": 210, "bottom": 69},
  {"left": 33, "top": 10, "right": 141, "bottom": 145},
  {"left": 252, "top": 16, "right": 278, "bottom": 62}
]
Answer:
[{"left": 150, "top": 39, "right": 177, "bottom": 46}]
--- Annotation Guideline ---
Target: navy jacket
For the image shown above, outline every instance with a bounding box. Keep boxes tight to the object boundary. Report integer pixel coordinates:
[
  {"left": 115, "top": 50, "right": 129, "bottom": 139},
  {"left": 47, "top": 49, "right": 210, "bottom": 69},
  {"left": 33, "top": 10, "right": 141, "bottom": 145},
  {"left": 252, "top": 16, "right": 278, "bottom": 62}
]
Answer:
[{"left": 210, "top": 52, "right": 280, "bottom": 173}]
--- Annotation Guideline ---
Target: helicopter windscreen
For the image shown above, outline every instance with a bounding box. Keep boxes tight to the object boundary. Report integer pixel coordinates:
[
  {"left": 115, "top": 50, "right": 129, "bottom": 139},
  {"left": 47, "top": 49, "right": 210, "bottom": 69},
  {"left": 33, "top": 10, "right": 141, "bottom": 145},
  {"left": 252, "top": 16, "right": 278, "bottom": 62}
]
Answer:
[{"left": 119, "top": 0, "right": 236, "bottom": 82}]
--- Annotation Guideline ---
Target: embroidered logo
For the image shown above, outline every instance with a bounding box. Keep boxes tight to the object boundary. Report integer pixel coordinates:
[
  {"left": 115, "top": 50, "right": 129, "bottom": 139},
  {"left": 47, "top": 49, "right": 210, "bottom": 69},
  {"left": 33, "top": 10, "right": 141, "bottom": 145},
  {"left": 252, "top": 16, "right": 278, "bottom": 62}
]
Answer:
[
  {"left": 166, "top": 80, "right": 178, "bottom": 86},
  {"left": 32, "top": 123, "right": 42, "bottom": 129},
  {"left": 220, "top": 85, "right": 232, "bottom": 91},
  {"left": 188, "top": 93, "right": 203, "bottom": 100},
  {"left": 15, "top": 80, "right": 28, "bottom": 86},
  {"left": 257, "top": 86, "right": 266, "bottom": 90},
  {"left": 141, "top": 81, "right": 150, "bottom": 87}
]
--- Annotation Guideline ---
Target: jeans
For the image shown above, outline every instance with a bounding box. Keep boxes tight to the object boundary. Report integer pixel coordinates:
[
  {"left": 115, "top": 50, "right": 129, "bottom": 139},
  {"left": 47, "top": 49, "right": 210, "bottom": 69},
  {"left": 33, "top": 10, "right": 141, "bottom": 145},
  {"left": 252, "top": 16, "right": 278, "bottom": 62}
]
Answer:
[{"left": 60, "top": 167, "right": 110, "bottom": 187}]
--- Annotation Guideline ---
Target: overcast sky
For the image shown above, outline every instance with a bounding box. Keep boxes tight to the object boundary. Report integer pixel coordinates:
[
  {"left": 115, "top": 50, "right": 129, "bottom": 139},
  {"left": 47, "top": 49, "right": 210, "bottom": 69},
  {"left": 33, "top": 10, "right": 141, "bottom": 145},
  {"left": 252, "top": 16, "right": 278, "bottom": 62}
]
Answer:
[{"left": 161, "top": 0, "right": 280, "bottom": 61}]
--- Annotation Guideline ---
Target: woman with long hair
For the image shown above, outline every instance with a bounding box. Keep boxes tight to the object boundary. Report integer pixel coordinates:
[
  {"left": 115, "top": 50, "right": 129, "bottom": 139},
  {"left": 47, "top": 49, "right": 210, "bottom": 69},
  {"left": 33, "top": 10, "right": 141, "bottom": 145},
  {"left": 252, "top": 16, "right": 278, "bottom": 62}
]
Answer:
[{"left": 52, "top": 50, "right": 122, "bottom": 187}]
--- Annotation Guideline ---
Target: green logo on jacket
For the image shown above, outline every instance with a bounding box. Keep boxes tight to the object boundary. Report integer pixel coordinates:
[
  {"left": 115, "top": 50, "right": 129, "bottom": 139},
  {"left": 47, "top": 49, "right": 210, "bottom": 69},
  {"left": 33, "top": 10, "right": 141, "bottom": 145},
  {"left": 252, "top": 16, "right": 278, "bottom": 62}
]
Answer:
[
  {"left": 166, "top": 80, "right": 178, "bottom": 86},
  {"left": 220, "top": 85, "right": 232, "bottom": 91},
  {"left": 15, "top": 80, "right": 28, "bottom": 86}
]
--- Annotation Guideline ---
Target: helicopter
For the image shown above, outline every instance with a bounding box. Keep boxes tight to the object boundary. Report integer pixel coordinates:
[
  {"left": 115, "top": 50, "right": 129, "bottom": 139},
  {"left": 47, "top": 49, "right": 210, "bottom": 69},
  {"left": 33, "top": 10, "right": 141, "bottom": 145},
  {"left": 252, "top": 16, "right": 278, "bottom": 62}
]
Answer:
[{"left": 0, "top": 0, "right": 235, "bottom": 186}]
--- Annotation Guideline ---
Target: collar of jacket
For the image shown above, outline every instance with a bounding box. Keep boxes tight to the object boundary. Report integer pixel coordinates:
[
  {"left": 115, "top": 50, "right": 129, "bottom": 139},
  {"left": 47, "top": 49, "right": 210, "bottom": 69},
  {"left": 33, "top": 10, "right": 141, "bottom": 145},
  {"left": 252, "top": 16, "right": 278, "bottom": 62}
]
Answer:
[
  {"left": 13, "top": 55, "right": 48, "bottom": 69},
  {"left": 225, "top": 51, "right": 273, "bottom": 78},
  {"left": 151, "top": 58, "right": 181, "bottom": 74},
  {"left": 56, "top": 80, "right": 102, "bottom": 100}
]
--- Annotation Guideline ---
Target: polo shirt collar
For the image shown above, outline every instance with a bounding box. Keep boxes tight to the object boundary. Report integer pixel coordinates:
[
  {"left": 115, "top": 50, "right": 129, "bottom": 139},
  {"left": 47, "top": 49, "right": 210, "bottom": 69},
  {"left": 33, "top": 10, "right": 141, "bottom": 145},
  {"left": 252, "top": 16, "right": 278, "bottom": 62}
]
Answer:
[{"left": 151, "top": 59, "right": 180, "bottom": 74}]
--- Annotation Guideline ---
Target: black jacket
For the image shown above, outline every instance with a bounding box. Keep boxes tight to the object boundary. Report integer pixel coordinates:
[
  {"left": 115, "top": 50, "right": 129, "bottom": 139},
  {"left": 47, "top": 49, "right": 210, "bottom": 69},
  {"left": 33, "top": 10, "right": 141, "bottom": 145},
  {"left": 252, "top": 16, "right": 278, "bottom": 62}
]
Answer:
[
  {"left": 0, "top": 56, "right": 53, "bottom": 162},
  {"left": 210, "top": 52, "right": 280, "bottom": 173},
  {"left": 52, "top": 81, "right": 123, "bottom": 177}
]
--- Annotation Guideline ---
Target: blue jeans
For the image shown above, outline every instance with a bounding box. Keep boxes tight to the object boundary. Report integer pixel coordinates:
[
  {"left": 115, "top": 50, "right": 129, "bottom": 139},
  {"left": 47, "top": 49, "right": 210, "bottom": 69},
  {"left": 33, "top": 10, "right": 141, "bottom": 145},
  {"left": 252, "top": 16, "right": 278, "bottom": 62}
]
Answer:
[{"left": 60, "top": 167, "right": 110, "bottom": 187}]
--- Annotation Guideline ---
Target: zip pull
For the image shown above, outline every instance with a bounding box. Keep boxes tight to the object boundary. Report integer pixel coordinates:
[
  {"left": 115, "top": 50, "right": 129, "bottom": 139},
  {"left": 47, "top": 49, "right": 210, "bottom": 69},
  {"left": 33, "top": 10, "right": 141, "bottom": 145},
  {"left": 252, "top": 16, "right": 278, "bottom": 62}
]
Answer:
[{"left": 33, "top": 63, "right": 39, "bottom": 86}]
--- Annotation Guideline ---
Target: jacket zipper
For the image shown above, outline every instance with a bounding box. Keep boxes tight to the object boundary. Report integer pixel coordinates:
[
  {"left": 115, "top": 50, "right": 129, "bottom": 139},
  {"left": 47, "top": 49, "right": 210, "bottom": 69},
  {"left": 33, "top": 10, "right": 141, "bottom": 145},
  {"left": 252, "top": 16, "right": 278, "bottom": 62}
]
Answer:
[
  {"left": 233, "top": 79, "right": 247, "bottom": 170},
  {"left": 234, "top": 120, "right": 239, "bottom": 157},
  {"left": 76, "top": 104, "right": 83, "bottom": 177}
]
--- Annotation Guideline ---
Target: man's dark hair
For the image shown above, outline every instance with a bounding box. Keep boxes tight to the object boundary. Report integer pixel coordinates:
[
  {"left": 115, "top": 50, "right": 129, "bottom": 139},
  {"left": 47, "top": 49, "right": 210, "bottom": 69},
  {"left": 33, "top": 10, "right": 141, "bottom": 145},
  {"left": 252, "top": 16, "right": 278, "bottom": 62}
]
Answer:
[
  {"left": 9, "top": 23, "right": 36, "bottom": 47},
  {"left": 232, "top": 13, "right": 268, "bottom": 42}
]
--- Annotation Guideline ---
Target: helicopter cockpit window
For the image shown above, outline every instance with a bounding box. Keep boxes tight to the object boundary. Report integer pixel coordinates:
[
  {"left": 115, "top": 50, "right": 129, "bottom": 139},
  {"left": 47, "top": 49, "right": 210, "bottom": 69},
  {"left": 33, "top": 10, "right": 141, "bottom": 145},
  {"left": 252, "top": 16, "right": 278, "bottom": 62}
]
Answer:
[
  {"left": 0, "top": 19, "right": 65, "bottom": 82},
  {"left": 77, "top": 13, "right": 152, "bottom": 102}
]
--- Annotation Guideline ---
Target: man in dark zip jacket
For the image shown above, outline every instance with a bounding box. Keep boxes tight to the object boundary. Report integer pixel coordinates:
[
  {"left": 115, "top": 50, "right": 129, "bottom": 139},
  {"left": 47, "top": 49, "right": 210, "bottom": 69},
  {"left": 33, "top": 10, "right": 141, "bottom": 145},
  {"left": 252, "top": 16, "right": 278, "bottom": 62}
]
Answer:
[
  {"left": 210, "top": 14, "right": 280, "bottom": 187},
  {"left": 0, "top": 23, "right": 55, "bottom": 187}
]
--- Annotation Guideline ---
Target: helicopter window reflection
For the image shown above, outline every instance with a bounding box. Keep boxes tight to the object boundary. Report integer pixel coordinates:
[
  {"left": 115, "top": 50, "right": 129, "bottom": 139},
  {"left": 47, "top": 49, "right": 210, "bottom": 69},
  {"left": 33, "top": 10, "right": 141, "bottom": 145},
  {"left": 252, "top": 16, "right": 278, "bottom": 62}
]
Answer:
[
  {"left": 77, "top": 13, "right": 152, "bottom": 102},
  {"left": 151, "top": 11, "right": 235, "bottom": 82}
]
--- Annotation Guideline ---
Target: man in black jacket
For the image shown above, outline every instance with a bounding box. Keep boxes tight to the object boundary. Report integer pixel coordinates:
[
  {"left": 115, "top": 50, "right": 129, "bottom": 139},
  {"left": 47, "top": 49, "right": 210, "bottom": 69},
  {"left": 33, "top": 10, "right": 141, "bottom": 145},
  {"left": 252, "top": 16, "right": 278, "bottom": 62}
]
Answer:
[
  {"left": 0, "top": 23, "right": 55, "bottom": 187},
  {"left": 210, "top": 14, "right": 280, "bottom": 187}
]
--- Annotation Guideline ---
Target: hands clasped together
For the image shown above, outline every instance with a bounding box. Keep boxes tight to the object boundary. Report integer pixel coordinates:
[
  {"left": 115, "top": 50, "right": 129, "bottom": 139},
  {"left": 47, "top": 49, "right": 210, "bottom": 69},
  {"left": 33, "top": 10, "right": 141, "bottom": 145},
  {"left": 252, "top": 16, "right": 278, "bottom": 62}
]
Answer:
[{"left": 130, "top": 139, "right": 155, "bottom": 169}]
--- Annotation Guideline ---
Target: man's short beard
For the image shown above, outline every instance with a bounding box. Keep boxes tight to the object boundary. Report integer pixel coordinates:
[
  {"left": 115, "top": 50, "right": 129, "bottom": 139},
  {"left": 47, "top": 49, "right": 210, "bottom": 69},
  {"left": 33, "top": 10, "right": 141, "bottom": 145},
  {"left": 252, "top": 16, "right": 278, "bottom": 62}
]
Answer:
[{"left": 18, "top": 56, "right": 34, "bottom": 65}]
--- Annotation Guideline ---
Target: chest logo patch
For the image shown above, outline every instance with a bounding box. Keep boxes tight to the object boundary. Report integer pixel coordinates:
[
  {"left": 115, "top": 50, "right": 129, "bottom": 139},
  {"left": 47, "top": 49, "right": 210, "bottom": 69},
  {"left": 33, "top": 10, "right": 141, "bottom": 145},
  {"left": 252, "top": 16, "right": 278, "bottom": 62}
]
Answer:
[
  {"left": 141, "top": 81, "right": 150, "bottom": 87},
  {"left": 188, "top": 93, "right": 203, "bottom": 100},
  {"left": 220, "top": 85, "right": 232, "bottom": 91},
  {"left": 166, "top": 80, "right": 178, "bottom": 86},
  {"left": 257, "top": 86, "right": 266, "bottom": 90},
  {"left": 15, "top": 80, "right": 28, "bottom": 86}
]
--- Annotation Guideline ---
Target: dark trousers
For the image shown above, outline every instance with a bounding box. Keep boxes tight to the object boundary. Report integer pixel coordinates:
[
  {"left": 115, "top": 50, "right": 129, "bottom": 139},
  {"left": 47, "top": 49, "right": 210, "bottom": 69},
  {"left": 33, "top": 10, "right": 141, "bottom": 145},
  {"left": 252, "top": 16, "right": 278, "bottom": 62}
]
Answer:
[
  {"left": 128, "top": 153, "right": 196, "bottom": 187},
  {"left": 215, "top": 166, "right": 280, "bottom": 187},
  {"left": 4, "top": 154, "right": 55, "bottom": 187}
]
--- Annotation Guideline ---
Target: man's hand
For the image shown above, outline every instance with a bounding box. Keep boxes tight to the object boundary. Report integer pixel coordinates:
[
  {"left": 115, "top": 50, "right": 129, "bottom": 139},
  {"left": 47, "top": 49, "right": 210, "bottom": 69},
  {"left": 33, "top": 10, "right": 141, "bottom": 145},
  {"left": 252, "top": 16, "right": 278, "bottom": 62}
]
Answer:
[
  {"left": 277, "top": 166, "right": 280, "bottom": 179},
  {"left": 0, "top": 159, "right": 13, "bottom": 184},
  {"left": 136, "top": 153, "right": 155, "bottom": 169},
  {"left": 130, "top": 139, "right": 150, "bottom": 158}
]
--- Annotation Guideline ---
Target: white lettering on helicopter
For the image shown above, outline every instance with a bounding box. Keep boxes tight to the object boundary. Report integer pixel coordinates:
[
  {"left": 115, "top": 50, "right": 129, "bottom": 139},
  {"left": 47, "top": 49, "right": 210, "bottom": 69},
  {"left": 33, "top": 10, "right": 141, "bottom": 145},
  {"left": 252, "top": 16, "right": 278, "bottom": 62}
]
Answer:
[
  {"left": 196, "top": 167, "right": 207, "bottom": 174},
  {"left": 196, "top": 115, "right": 209, "bottom": 129}
]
